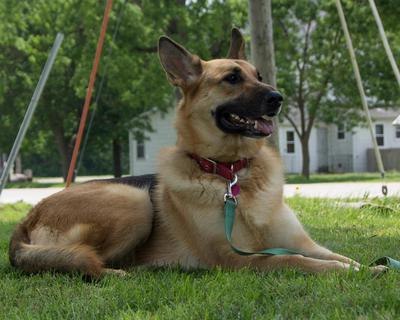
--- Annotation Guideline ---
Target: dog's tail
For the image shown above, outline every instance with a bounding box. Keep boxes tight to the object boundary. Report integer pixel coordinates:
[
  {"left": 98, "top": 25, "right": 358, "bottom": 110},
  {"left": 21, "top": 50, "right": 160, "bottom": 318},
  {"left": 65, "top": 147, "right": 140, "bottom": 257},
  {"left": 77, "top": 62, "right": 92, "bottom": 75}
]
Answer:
[{"left": 9, "top": 224, "right": 103, "bottom": 278}]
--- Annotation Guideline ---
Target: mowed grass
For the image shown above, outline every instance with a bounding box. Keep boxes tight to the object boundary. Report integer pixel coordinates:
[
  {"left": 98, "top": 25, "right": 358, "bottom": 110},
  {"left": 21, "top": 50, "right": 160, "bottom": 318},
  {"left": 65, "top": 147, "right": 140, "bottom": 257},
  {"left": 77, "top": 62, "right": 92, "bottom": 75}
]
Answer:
[
  {"left": 1, "top": 198, "right": 400, "bottom": 319},
  {"left": 5, "top": 171, "right": 399, "bottom": 189},
  {"left": 286, "top": 170, "right": 400, "bottom": 184},
  {"left": 5, "top": 181, "right": 65, "bottom": 188}
]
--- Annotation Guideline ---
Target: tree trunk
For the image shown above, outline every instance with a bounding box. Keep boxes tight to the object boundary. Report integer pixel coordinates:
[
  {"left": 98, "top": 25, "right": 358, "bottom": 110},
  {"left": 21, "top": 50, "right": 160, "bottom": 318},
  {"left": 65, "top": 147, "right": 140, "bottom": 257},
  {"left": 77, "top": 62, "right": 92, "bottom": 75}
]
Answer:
[
  {"left": 15, "top": 155, "right": 22, "bottom": 174},
  {"left": 248, "top": 0, "right": 280, "bottom": 147},
  {"left": 113, "top": 138, "right": 122, "bottom": 178},
  {"left": 52, "top": 123, "right": 72, "bottom": 182},
  {"left": 300, "top": 136, "right": 310, "bottom": 179}
]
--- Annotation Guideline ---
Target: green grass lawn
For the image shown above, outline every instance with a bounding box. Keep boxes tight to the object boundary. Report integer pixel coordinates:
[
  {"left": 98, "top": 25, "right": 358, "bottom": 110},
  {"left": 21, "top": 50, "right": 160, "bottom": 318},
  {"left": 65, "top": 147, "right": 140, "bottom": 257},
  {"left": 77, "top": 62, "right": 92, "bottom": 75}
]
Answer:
[
  {"left": 1, "top": 198, "right": 400, "bottom": 319},
  {"left": 5, "top": 181, "right": 65, "bottom": 188},
  {"left": 286, "top": 170, "right": 400, "bottom": 184},
  {"left": 4, "top": 171, "right": 399, "bottom": 189}
]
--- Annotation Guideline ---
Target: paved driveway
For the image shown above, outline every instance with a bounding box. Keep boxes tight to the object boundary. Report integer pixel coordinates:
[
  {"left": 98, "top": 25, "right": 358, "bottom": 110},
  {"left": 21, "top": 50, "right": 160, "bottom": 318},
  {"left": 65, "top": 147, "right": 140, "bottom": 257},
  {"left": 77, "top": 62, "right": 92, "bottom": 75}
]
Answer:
[
  {"left": 1, "top": 188, "right": 63, "bottom": 205},
  {"left": 1, "top": 182, "right": 399, "bottom": 205}
]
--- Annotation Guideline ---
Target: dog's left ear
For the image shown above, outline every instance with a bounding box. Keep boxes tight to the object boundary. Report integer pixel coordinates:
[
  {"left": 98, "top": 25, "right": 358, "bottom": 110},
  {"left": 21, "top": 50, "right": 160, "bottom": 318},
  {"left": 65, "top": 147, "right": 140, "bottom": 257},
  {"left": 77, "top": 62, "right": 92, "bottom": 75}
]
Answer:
[
  {"left": 158, "top": 36, "right": 202, "bottom": 88},
  {"left": 227, "top": 27, "right": 246, "bottom": 60}
]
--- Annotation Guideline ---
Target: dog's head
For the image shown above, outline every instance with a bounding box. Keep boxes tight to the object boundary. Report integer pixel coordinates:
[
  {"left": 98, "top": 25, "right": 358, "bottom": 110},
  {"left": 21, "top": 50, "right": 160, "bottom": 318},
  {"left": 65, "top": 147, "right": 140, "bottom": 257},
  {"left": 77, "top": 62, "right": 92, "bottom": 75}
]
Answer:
[{"left": 158, "top": 28, "right": 283, "bottom": 160}]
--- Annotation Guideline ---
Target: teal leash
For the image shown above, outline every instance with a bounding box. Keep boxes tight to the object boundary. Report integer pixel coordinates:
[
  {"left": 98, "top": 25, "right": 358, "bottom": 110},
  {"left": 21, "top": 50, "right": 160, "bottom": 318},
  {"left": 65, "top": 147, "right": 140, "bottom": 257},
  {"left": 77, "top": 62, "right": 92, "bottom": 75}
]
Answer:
[
  {"left": 370, "top": 256, "right": 400, "bottom": 270},
  {"left": 224, "top": 198, "right": 300, "bottom": 256},
  {"left": 223, "top": 174, "right": 400, "bottom": 271}
]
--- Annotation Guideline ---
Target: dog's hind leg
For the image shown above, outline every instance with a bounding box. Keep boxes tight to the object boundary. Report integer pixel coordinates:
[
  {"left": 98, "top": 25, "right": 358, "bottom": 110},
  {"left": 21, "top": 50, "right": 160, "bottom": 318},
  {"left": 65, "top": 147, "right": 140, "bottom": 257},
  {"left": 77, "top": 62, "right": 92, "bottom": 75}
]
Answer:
[
  {"left": 9, "top": 183, "right": 153, "bottom": 277},
  {"left": 95, "top": 186, "right": 154, "bottom": 270},
  {"left": 11, "top": 242, "right": 104, "bottom": 278}
]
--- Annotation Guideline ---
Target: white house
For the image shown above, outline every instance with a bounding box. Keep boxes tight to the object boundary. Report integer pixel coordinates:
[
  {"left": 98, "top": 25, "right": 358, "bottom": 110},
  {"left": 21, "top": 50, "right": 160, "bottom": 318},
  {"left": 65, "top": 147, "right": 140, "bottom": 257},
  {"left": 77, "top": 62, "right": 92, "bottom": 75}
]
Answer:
[{"left": 129, "top": 107, "right": 400, "bottom": 175}]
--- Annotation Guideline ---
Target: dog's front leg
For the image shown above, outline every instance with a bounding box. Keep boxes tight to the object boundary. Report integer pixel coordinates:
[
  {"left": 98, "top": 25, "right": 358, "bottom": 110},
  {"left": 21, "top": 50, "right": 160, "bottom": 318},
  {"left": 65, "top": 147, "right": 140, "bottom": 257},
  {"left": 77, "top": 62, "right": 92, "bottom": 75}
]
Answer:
[
  {"left": 218, "top": 252, "right": 355, "bottom": 273},
  {"left": 268, "top": 205, "right": 386, "bottom": 273},
  {"left": 296, "top": 245, "right": 388, "bottom": 274}
]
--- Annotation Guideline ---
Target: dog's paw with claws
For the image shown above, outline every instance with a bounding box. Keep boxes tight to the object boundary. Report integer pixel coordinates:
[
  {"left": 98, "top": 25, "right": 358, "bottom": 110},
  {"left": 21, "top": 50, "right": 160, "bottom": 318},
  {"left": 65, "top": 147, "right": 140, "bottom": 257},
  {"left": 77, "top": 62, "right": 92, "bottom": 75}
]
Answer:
[
  {"left": 369, "top": 265, "right": 389, "bottom": 274},
  {"left": 103, "top": 268, "right": 128, "bottom": 277}
]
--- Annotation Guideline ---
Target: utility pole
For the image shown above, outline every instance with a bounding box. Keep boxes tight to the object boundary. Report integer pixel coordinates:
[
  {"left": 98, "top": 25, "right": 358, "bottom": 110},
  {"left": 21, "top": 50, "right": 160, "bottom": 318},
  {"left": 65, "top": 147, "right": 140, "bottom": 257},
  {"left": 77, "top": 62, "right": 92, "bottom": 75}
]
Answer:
[{"left": 248, "top": 0, "right": 279, "bottom": 148}]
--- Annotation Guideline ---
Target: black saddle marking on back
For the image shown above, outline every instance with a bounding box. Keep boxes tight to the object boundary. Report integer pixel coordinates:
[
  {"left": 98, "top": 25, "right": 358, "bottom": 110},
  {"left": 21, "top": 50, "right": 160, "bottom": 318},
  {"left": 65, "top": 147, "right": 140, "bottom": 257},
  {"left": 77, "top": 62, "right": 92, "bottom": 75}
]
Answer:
[{"left": 89, "top": 174, "right": 158, "bottom": 202}]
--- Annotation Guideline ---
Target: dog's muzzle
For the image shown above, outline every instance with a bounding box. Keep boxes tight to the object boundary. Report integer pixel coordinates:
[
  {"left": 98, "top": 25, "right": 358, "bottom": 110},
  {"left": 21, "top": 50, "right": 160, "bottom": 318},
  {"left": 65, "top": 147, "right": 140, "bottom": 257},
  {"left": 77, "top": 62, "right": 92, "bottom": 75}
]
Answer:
[{"left": 213, "top": 90, "right": 283, "bottom": 138}]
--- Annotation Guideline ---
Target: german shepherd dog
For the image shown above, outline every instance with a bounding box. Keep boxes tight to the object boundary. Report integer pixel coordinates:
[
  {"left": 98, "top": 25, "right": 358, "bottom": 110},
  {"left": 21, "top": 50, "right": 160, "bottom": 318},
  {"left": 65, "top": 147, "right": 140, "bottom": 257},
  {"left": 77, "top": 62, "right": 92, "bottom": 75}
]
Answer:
[{"left": 9, "top": 28, "right": 385, "bottom": 277}]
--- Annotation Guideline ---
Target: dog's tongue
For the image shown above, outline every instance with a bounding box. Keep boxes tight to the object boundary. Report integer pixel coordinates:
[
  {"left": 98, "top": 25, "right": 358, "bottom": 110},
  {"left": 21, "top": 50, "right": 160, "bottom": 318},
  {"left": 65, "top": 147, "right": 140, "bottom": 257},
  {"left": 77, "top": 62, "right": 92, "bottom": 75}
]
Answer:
[{"left": 255, "top": 118, "right": 274, "bottom": 135}]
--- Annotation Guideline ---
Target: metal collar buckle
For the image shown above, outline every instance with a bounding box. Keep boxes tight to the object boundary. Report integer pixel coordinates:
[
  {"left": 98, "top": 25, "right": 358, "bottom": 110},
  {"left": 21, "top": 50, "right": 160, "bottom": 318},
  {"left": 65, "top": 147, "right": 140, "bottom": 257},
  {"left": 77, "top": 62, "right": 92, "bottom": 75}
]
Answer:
[
  {"left": 224, "top": 174, "right": 238, "bottom": 205},
  {"left": 206, "top": 157, "right": 217, "bottom": 174}
]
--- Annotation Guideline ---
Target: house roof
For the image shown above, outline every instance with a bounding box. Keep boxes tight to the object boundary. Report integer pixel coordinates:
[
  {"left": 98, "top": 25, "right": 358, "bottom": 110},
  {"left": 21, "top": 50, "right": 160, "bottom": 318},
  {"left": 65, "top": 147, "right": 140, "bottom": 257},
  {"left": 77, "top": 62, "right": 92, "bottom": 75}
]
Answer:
[
  {"left": 281, "top": 107, "right": 400, "bottom": 126},
  {"left": 369, "top": 108, "right": 400, "bottom": 120},
  {"left": 393, "top": 114, "right": 400, "bottom": 126}
]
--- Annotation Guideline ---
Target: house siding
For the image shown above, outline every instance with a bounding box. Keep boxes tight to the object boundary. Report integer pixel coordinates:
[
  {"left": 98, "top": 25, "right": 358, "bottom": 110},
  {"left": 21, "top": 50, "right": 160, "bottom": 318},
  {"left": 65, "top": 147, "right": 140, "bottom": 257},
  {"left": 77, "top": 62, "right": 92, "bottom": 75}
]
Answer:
[
  {"left": 129, "top": 109, "right": 400, "bottom": 175},
  {"left": 327, "top": 124, "right": 354, "bottom": 172},
  {"left": 353, "top": 120, "right": 400, "bottom": 172},
  {"left": 129, "top": 111, "right": 176, "bottom": 175}
]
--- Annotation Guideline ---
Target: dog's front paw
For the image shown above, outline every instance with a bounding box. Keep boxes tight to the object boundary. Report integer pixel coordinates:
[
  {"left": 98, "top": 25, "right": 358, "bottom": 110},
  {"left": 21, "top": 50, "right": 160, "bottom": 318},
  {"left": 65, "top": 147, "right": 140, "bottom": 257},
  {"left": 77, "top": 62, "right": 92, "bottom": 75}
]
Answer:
[
  {"left": 369, "top": 265, "right": 389, "bottom": 274},
  {"left": 103, "top": 268, "right": 128, "bottom": 277}
]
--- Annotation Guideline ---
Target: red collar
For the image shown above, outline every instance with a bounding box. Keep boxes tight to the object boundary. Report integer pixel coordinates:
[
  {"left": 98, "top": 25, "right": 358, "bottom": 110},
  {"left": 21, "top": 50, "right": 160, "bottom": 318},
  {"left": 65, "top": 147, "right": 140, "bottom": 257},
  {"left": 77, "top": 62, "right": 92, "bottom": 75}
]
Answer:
[{"left": 189, "top": 153, "right": 250, "bottom": 181}]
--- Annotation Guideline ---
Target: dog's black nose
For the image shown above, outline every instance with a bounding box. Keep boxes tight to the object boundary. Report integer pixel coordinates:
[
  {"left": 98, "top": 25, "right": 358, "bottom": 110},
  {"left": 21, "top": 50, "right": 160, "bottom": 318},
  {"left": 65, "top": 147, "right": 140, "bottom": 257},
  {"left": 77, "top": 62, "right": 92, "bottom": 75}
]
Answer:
[
  {"left": 265, "top": 91, "right": 283, "bottom": 105},
  {"left": 264, "top": 91, "right": 283, "bottom": 117}
]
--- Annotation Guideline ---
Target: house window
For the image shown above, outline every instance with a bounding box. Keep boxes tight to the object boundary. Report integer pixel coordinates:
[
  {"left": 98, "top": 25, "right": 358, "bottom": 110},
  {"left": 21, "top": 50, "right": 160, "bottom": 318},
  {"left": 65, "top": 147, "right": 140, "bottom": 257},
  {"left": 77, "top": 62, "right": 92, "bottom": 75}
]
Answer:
[
  {"left": 375, "top": 124, "right": 384, "bottom": 146},
  {"left": 396, "top": 126, "right": 400, "bottom": 139},
  {"left": 337, "top": 124, "right": 345, "bottom": 140},
  {"left": 286, "top": 131, "right": 295, "bottom": 153},
  {"left": 136, "top": 141, "right": 145, "bottom": 159}
]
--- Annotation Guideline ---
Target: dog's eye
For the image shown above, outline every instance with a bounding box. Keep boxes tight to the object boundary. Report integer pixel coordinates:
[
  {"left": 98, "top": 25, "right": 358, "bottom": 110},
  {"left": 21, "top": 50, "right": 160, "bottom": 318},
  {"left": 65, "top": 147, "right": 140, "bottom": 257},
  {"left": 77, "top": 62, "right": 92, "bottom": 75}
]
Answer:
[
  {"left": 224, "top": 73, "right": 242, "bottom": 84},
  {"left": 257, "top": 72, "right": 263, "bottom": 82}
]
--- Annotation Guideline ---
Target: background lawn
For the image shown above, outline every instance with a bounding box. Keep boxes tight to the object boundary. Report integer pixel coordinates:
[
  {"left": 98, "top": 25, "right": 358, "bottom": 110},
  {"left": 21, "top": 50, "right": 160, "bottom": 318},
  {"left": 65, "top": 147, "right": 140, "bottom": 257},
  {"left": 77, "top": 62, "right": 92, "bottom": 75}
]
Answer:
[
  {"left": 1, "top": 198, "right": 400, "bottom": 319},
  {"left": 5, "top": 181, "right": 66, "bottom": 188},
  {"left": 286, "top": 171, "right": 400, "bottom": 184},
  {"left": 3, "top": 171, "right": 399, "bottom": 189}
]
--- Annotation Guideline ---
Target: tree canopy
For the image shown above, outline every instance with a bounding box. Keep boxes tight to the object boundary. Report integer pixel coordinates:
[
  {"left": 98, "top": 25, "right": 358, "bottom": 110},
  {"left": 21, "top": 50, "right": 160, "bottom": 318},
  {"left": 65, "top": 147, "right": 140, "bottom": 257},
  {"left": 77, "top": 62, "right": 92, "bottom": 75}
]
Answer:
[
  {"left": 0, "top": 0, "right": 247, "bottom": 178},
  {"left": 273, "top": 0, "right": 400, "bottom": 177},
  {"left": 0, "top": 0, "right": 399, "bottom": 178}
]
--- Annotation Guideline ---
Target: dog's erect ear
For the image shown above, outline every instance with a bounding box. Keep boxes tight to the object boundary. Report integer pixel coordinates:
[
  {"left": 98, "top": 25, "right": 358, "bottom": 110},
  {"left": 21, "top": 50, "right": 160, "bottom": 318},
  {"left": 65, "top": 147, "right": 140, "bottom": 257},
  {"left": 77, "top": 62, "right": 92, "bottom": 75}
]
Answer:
[
  {"left": 227, "top": 27, "right": 246, "bottom": 60},
  {"left": 158, "top": 36, "right": 202, "bottom": 88}
]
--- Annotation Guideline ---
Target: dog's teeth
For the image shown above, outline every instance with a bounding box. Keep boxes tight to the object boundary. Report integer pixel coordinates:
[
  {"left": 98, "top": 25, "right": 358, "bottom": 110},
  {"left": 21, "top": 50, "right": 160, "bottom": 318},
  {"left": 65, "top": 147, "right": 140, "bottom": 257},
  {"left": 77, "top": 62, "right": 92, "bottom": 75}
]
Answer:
[{"left": 254, "top": 120, "right": 258, "bottom": 128}]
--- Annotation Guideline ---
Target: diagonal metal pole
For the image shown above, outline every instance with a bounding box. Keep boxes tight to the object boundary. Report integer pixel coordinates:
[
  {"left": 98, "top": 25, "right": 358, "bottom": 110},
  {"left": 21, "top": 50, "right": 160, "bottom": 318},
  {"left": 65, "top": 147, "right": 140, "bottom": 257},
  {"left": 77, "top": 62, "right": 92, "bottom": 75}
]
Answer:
[
  {"left": 65, "top": 0, "right": 113, "bottom": 187},
  {"left": 368, "top": 0, "right": 400, "bottom": 89},
  {"left": 0, "top": 33, "right": 64, "bottom": 198},
  {"left": 335, "top": 0, "right": 386, "bottom": 194},
  {"left": 75, "top": 0, "right": 127, "bottom": 175}
]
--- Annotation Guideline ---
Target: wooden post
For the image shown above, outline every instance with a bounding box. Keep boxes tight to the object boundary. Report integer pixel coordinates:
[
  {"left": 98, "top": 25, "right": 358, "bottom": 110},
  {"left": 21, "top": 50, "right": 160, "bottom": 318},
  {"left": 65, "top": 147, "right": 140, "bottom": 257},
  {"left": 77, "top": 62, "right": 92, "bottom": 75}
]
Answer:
[{"left": 248, "top": 0, "right": 280, "bottom": 147}]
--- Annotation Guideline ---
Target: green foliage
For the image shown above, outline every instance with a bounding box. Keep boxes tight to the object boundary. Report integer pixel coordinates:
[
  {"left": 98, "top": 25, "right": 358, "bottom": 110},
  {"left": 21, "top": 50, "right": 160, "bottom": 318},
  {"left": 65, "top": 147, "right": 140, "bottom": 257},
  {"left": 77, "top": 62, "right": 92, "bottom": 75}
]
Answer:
[
  {"left": 1, "top": 198, "right": 400, "bottom": 318},
  {"left": 274, "top": 0, "right": 400, "bottom": 126},
  {"left": 2, "top": 0, "right": 398, "bottom": 178},
  {"left": 0, "top": 0, "right": 247, "bottom": 177},
  {"left": 272, "top": 0, "right": 400, "bottom": 177}
]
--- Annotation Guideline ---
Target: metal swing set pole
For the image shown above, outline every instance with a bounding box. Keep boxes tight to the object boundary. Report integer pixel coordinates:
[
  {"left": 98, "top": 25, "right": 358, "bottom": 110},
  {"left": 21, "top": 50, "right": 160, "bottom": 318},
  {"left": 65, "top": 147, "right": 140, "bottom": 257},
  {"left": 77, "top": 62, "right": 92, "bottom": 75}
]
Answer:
[
  {"left": 65, "top": 0, "right": 113, "bottom": 187},
  {"left": 0, "top": 33, "right": 64, "bottom": 198},
  {"left": 368, "top": 0, "right": 400, "bottom": 89},
  {"left": 335, "top": 0, "right": 387, "bottom": 195}
]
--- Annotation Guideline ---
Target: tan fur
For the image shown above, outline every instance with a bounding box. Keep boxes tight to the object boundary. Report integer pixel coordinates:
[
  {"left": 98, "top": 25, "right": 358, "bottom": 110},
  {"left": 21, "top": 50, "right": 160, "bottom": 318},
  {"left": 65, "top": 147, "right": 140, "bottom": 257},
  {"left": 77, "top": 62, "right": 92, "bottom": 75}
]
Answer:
[
  {"left": 10, "top": 183, "right": 153, "bottom": 277},
  {"left": 9, "top": 31, "right": 386, "bottom": 277}
]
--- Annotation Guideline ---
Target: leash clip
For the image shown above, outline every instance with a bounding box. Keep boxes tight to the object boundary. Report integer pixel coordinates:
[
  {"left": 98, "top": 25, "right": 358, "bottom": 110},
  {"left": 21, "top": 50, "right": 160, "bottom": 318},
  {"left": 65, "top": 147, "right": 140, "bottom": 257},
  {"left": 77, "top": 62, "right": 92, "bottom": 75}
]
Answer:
[{"left": 224, "top": 174, "right": 238, "bottom": 205}]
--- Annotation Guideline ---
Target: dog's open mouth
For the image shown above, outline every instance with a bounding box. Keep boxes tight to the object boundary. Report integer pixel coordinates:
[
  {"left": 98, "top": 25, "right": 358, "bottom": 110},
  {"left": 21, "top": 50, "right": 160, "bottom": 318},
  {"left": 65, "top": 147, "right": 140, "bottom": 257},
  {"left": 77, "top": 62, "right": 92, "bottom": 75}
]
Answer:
[
  {"left": 224, "top": 113, "right": 274, "bottom": 135},
  {"left": 218, "top": 112, "right": 275, "bottom": 138}
]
